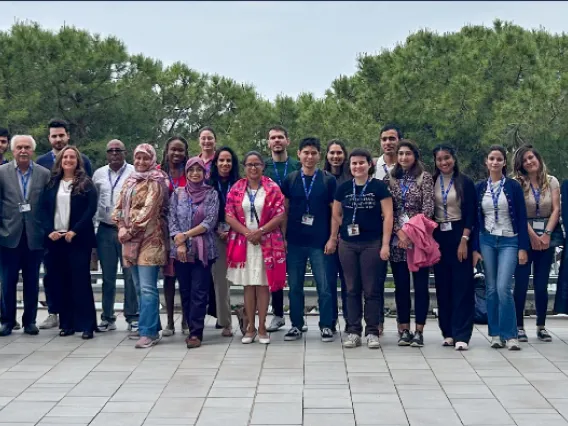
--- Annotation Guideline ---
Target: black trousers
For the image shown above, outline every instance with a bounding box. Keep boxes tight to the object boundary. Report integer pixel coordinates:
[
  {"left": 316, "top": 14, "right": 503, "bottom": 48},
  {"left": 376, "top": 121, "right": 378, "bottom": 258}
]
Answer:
[
  {"left": 0, "top": 232, "right": 42, "bottom": 328},
  {"left": 392, "top": 261, "right": 430, "bottom": 326},
  {"left": 339, "top": 239, "right": 387, "bottom": 336},
  {"left": 45, "top": 239, "right": 97, "bottom": 333},
  {"left": 175, "top": 260, "right": 211, "bottom": 340},
  {"left": 271, "top": 289, "right": 284, "bottom": 318},
  {"left": 432, "top": 221, "right": 474, "bottom": 343}
]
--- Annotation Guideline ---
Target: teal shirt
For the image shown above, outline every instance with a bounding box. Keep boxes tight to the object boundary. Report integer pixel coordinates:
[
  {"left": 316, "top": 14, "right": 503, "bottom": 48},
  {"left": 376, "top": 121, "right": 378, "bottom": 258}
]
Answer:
[{"left": 263, "top": 157, "right": 301, "bottom": 187}]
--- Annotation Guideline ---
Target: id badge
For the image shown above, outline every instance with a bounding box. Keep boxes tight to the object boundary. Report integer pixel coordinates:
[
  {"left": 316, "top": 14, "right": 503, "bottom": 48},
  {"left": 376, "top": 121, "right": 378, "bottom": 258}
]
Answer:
[
  {"left": 105, "top": 206, "right": 111, "bottom": 213},
  {"left": 18, "top": 203, "right": 31, "bottom": 213},
  {"left": 301, "top": 214, "right": 314, "bottom": 226},
  {"left": 491, "top": 227, "right": 503, "bottom": 236},
  {"left": 347, "top": 224, "right": 360, "bottom": 236},
  {"left": 218, "top": 222, "right": 230, "bottom": 233},
  {"left": 402, "top": 214, "right": 410, "bottom": 224},
  {"left": 440, "top": 222, "right": 452, "bottom": 232},
  {"left": 532, "top": 219, "right": 545, "bottom": 232}
]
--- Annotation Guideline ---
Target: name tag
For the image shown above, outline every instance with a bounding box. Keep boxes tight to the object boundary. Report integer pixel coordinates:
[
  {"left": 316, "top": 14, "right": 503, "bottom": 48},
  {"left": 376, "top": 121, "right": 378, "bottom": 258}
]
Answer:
[
  {"left": 105, "top": 206, "right": 111, "bottom": 213},
  {"left": 218, "top": 222, "right": 230, "bottom": 233},
  {"left": 347, "top": 224, "right": 360, "bottom": 236},
  {"left": 532, "top": 219, "right": 545, "bottom": 231},
  {"left": 440, "top": 222, "right": 452, "bottom": 232},
  {"left": 490, "top": 227, "right": 503, "bottom": 236},
  {"left": 18, "top": 203, "right": 31, "bottom": 213},
  {"left": 401, "top": 214, "right": 410, "bottom": 224},
  {"left": 301, "top": 214, "right": 314, "bottom": 226}
]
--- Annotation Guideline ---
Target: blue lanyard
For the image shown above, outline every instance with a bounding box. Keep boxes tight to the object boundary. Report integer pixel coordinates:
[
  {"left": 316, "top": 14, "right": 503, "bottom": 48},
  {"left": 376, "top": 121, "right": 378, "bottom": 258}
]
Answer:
[
  {"left": 351, "top": 178, "right": 370, "bottom": 224},
  {"left": 168, "top": 165, "right": 184, "bottom": 191},
  {"left": 217, "top": 181, "right": 231, "bottom": 204},
  {"left": 399, "top": 177, "right": 412, "bottom": 211},
  {"left": 301, "top": 169, "right": 318, "bottom": 214},
  {"left": 51, "top": 151, "right": 57, "bottom": 163},
  {"left": 439, "top": 175, "right": 454, "bottom": 220},
  {"left": 17, "top": 164, "right": 33, "bottom": 201},
  {"left": 273, "top": 159, "right": 288, "bottom": 186},
  {"left": 530, "top": 183, "right": 541, "bottom": 218},
  {"left": 488, "top": 177, "right": 505, "bottom": 221},
  {"left": 108, "top": 164, "right": 127, "bottom": 207},
  {"left": 246, "top": 186, "right": 259, "bottom": 222},
  {"left": 382, "top": 164, "right": 389, "bottom": 175}
]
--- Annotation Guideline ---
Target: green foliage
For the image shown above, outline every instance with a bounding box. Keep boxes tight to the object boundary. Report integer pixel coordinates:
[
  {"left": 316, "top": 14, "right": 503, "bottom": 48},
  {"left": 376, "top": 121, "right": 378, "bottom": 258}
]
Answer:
[{"left": 2, "top": 20, "right": 568, "bottom": 181}]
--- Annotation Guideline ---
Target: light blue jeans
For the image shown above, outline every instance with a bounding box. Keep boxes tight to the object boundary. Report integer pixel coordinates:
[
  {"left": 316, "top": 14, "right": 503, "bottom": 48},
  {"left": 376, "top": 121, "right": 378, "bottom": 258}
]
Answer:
[
  {"left": 130, "top": 265, "right": 161, "bottom": 338},
  {"left": 479, "top": 232, "right": 519, "bottom": 341}
]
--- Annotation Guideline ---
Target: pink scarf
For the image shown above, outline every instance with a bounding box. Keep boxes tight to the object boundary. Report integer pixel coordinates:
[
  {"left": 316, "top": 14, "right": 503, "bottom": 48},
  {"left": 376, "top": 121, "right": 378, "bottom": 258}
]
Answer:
[{"left": 225, "top": 176, "right": 286, "bottom": 292}]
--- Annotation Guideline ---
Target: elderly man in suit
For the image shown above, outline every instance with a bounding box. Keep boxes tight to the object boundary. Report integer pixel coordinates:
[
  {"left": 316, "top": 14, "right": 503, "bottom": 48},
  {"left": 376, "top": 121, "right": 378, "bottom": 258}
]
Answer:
[{"left": 0, "top": 135, "right": 50, "bottom": 336}]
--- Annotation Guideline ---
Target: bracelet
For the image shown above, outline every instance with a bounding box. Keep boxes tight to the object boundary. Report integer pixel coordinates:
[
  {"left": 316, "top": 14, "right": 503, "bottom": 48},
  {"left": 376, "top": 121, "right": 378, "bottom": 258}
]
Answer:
[{"left": 461, "top": 235, "right": 470, "bottom": 241}]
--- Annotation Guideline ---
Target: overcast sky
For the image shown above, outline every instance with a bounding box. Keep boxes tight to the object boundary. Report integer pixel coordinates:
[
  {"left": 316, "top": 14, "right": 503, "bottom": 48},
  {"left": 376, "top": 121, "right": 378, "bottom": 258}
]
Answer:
[{"left": 1, "top": 1, "right": 567, "bottom": 100}]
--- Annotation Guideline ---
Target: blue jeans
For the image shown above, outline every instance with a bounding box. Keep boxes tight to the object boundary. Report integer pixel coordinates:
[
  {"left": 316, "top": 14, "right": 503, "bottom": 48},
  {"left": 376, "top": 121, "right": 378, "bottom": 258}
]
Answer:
[
  {"left": 286, "top": 244, "right": 333, "bottom": 330},
  {"left": 479, "top": 232, "right": 519, "bottom": 340},
  {"left": 326, "top": 250, "right": 348, "bottom": 327},
  {"left": 130, "top": 265, "right": 161, "bottom": 338}
]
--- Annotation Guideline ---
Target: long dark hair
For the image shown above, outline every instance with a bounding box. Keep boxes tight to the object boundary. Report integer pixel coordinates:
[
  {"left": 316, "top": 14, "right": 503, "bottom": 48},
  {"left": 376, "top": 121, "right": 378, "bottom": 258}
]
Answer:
[
  {"left": 208, "top": 146, "right": 240, "bottom": 186},
  {"left": 391, "top": 139, "right": 425, "bottom": 179},
  {"left": 324, "top": 139, "right": 352, "bottom": 181},
  {"left": 486, "top": 144, "right": 508, "bottom": 176},
  {"left": 432, "top": 144, "right": 464, "bottom": 202},
  {"left": 160, "top": 135, "right": 189, "bottom": 174},
  {"left": 49, "top": 145, "right": 91, "bottom": 195}
]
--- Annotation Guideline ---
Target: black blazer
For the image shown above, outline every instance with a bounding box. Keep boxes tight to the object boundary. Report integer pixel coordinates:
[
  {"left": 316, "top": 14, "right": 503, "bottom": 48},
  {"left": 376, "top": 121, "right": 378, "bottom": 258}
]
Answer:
[{"left": 41, "top": 177, "right": 97, "bottom": 248}]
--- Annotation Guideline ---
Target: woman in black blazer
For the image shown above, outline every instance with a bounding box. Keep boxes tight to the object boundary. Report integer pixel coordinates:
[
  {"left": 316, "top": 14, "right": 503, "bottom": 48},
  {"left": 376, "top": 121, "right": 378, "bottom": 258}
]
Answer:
[{"left": 41, "top": 146, "right": 98, "bottom": 339}]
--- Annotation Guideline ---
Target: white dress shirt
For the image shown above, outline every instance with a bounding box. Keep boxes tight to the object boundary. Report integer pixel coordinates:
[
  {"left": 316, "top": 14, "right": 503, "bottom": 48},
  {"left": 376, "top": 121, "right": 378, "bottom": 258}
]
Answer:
[
  {"left": 373, "top": 155, "right": 395, "bottom": 180},
  {"left": 92, "top": 162, "right": 134, "bottom": 225}
]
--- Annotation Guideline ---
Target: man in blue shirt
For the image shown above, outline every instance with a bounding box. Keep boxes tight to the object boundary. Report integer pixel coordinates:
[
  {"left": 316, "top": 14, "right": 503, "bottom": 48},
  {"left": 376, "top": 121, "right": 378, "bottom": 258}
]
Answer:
[{"left": 36, "top": 119, "right": 93, "bottom": 176}]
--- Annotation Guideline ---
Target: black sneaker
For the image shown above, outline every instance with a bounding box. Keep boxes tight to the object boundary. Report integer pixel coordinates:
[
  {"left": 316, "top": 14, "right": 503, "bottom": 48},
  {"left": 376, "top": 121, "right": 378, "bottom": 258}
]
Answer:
[
  {"left": 410, "top": 330, "right": 424, "bottom": 347},
  {"left": 321, "top": 328, "right": 334, "bottom": 342},
  {"left": 517, "top": 329, "right": 528, "bottom": 342},
  {"left": 24, "top": 324, "right": 39, "bottom": 335},
  {"left": 398, "top": 329, "right": 413, "bottom": 346},
  {"left": 284, "top": 327, "right": 302, "bottom": 341},
  {"left": 537, "top": 328, "right": 552, "bottom": 342}
]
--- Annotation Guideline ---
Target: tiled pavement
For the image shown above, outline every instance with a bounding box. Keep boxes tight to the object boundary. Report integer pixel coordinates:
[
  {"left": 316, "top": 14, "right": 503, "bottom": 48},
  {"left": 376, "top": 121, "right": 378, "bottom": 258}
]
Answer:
[{"left": 2, "top": 312, "right": 568, "bottom": 425}]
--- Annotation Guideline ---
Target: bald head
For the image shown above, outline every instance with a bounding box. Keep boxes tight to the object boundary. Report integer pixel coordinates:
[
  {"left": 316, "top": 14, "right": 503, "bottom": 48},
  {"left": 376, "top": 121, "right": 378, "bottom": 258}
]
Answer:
[{"left": 106, "top": 139, "right": 127, "bottom": 171}]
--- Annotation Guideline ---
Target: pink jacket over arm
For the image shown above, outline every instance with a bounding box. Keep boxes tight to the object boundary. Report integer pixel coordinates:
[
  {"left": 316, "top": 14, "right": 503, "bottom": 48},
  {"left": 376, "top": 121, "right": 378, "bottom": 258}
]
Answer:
[{"left": 402, "top": 213, "right": 441, "bottom": 272}]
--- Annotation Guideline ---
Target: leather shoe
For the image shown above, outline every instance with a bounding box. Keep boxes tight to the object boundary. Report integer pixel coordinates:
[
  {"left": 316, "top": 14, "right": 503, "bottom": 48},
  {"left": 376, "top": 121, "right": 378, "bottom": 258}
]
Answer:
[
  {"left": 24, "top": 324, "right": 39, "bottom": 335},
  {"left": 0, "top": 324, "right": 13, "bottom": 336},
  {"left": 82, "top": 331, "right": 94, "bottom": 340}
]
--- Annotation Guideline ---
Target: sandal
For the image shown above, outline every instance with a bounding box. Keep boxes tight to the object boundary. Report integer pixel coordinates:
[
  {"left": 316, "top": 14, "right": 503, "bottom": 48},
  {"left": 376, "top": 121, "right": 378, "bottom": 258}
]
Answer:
[{"left": 59, "top": 329, "right": 74, "bottom": 337}]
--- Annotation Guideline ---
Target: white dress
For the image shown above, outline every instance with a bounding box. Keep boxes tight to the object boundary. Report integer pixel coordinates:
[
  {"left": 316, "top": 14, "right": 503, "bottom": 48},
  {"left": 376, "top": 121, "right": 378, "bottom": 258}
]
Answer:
[{"left": 226, "top": 187, "right": 269, "bottom": 286}]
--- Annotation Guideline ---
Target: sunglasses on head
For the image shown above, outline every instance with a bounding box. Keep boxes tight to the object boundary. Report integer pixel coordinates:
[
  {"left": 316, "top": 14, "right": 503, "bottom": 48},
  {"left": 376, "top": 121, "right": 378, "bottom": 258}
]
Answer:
[{"left": 381, "top": 136, "right": 397, "bottom": 142}]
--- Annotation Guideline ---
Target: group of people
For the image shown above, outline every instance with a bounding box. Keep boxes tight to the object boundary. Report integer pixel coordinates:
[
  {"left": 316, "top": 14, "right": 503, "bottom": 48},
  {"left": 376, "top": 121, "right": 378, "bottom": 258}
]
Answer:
[{"left": 0, "top": 121, "right": 563, "bottom": 352}]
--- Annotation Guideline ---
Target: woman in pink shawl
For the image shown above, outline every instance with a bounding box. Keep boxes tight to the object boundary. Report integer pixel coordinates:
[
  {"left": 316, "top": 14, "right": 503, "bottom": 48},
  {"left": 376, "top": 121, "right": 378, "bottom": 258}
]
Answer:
[
  {"left": 225, "top": 151, "right": 286, "bottom": 345},
  {"left": 113, "top": 143, "right": 169, "bottom": 349}
]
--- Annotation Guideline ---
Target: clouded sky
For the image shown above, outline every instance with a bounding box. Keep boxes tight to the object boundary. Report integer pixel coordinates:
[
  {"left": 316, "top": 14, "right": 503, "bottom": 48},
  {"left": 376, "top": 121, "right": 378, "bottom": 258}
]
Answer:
[{"left": 2, "top": 1, "right": 567, "bottom": 100}]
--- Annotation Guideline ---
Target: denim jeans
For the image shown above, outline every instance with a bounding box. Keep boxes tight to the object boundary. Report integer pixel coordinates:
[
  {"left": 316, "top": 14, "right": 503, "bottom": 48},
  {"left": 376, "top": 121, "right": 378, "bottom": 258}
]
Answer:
[
  {"left": 514, "top": 246, "right": 554, "bottom": 327},
  {"left": 479, "top": 232, "right": 519, "bottom": 340},
  {"left": 286, "top": 244, "right": 333, "bottom": 330},
  {"left": 97, "top": 224, "right": 139, "bottom": 323},
  {"left": 130, "top": 265, "right": 161, "bottom": 338},
  {"left": 326, "top": 250, "right": 348, "bottom": 327}
]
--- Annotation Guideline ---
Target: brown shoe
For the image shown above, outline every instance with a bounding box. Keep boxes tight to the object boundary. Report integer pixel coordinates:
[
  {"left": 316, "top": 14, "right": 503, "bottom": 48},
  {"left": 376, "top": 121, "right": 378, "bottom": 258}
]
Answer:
[
  {"left": 222, "top": 327, "right": 233, "bottom": 337},
  {"left": 185, "top": 336, "right": 201, "bottom": 349}
]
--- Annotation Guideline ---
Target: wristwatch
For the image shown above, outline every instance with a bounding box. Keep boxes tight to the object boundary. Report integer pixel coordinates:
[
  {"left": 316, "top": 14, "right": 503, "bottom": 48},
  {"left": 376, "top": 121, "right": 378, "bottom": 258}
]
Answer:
[
  {"left": 260, "top": 227, "right": 266, "bottom": 234},
  {"left": 461, "top": 235, "right": 470, "bottom": 241},
  {"left": 544, "top": 230, "right": 552, "bottom": 236}
]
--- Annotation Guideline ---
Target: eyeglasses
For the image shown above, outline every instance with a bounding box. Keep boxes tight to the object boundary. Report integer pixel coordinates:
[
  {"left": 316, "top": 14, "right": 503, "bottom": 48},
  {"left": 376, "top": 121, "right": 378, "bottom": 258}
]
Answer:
[
  {"left": 107, "top": 149, "right": 125, "bottom": 153},
  {"left": 381, "top": 136, "right": 398, "bottom": 142},
  {"left": 244, "top": 163, "right": 263, "bottom": 169}
]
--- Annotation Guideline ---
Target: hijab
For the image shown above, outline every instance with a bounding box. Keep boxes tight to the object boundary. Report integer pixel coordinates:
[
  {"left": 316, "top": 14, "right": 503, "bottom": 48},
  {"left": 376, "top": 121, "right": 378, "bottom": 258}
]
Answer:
[{"left": 185, "top": 157, "right": 212, "bottom": 203}]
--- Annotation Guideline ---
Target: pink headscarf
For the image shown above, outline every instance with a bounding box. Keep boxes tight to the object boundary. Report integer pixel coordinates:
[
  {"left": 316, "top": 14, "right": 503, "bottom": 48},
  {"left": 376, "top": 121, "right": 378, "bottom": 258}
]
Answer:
[
  {"left": 122, "top": 143, "right": 167, "bottom": 227},
  {"left": 185, "top": 157, "right": 212, "bottom": 204}
]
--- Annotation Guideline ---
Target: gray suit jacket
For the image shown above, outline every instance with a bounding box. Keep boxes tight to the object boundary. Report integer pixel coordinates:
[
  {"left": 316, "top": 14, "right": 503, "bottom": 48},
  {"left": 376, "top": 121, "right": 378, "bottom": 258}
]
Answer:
[{"left": 0, "top": 161, "right": 51, "bottom": 250}]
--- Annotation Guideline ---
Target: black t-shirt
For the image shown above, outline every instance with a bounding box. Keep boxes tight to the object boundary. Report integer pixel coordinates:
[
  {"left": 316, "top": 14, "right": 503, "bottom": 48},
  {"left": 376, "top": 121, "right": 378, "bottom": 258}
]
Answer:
[
  {"left": 281, "top": 169, "right": 337, "bottom": 249},
  {"left": 213, "top": 179, "right": 232, "bottom": 224},
  {"left": 334, "top": 178, "right": 392, "bottom": 242}
]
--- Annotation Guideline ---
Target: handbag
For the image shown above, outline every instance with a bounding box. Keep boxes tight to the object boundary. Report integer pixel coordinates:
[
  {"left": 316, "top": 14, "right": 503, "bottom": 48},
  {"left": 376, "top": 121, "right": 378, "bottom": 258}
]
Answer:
[{"left": 528, "top": 218, "right": 563, "bottom": 248}]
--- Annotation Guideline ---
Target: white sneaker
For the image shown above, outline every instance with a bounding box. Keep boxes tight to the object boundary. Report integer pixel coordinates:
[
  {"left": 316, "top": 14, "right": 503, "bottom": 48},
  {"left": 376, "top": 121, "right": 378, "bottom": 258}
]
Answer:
[
  {"left": 97, "top": 320, "right": 117, "bottom": 332},
  {"left": 490, "top": 336, "right": 504, "bottom": 348},
  {"left": 127, "top": 321, "right": 139, "bottom": 332},
  {"left": 39, "top": 314, "right": 59, "bottom": 329},
  {"left": 301, "top": 324, "right": 308, "bottom": 332},
  {"left": 455, "top": 341, "right": 469, "bottom": 351},
  {"left": 506, "top": 339, "right": 521, "bottom": 351},
  {"left": 367, "top": 334, "right": 381, "bottom": 349},
  {"left": 266, "top": 316, "right": 285, "bottom": 332},
  {"left": 343, "top": 333, "right": 362, "bottom": 348}
]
